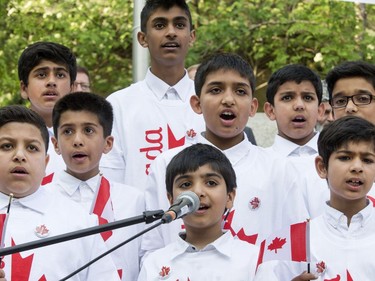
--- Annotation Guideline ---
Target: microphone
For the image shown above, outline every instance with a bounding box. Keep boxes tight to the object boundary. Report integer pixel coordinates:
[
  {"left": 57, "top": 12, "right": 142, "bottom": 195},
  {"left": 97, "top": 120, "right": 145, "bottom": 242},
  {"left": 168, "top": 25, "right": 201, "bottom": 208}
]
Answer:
[{"left": 161, "top": 191, "right": 200, "bottom": 223}]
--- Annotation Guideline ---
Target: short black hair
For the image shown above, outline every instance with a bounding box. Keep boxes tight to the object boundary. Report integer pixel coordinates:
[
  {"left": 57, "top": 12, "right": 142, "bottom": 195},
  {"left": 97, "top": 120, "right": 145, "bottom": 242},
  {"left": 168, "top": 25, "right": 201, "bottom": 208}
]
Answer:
[
  {"left": 325, "top": 60, "right": 375, "bottom": 101},
  {"left": 18, "top": 41, "right": 77, "bottom": 86},
  {"left": 140, "top": 0, "right": 193, "bottom": 33},
  {"left": 52, "top": 92, "right": 113, "bottom": 138},
  {"left": 266, "top": 64, "right": 322, "bottom": 105},
  {"left": 165, "top": 143, "right": 237, "bottom": 196},
  {"left": 0, "top": 105, "right": 49, "bottom": 152},
  {"left": 318, "top": 116, "right": 375, "bottom": 168},
  {"left": 194, "top": 53, "right": 256, "bottom": 97}
]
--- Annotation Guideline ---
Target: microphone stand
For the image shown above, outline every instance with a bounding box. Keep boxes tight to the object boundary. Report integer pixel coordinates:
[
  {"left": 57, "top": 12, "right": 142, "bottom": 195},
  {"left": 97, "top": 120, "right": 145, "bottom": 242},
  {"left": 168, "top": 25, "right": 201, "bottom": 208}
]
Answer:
[
  {"left": 60, "top": 220, "right": 164, "bottom": 280},
  {"left": 0, "top": 210, "right": 164, "bottom": 257}
]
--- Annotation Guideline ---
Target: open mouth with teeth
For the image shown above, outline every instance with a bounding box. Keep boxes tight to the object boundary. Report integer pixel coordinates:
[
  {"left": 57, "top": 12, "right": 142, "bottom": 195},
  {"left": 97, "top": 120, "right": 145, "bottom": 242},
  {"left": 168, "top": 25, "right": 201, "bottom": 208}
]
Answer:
[
  {"left": 162, "top": 43, "right": 179, "bottom": 48},
  {"left": 292, "top": 117, "right": 306, "bottom": 123},
  {"left": 198, "top": 205, "right": 209, "bottom": 211},
  {"left": 347, "top": 179, "right": 363, "bottom": 186},
  {"left": 72, "top": 153, "right": 87, "bottom": 159},
  {"left": 11, "top": 168, "right": 28, "bottom": 174},
  {"left": 220, "top": 111, "right": 235, "bottom": 120}
]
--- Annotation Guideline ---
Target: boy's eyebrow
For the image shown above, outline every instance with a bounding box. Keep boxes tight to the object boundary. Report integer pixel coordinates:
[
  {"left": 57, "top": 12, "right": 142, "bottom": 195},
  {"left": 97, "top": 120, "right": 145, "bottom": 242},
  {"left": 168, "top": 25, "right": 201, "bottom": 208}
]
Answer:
[
  {"left": 59, "top": 122, "right": 99, "bottom": 128},
  {"left": 206, "top": 81, "right": 251, "bottom": 88},
  {"left": 336, "top": 149, "right": 375, "bottom": 157},
  {"left": 151, "top": 15, "right": 188, "bottom": 24},
  {"left": 31, "top": 66, "right": 69, "bottom": 73},
  {"left": 0, "top": 136, "right": 43, "bottom": 145},
  {"left": 174, "top": 171, "right": 223, "bottom": 183}
]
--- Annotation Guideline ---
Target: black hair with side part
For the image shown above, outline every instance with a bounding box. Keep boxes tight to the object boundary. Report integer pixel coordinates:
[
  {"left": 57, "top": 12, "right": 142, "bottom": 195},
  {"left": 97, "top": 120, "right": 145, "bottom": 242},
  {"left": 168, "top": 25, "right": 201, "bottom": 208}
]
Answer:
[
  {"left": 52, "top": 92, "right": 113, "bottom": 138},
  {"left": 165, "top": 143, "right": 237, "bottom": 196},
  {"left": 266, "top": 64, "right": 323, "bottom": 105},
  {"left": 194, "top": 53, "right": 256, "bottom": 98},
  {"left": 0, "top": 105, "right": 49, "bottom": 152},
  {"left": 318, "top": 116, "right": 375, "bottom": 168},
  {"left": 325, "top": 60, "right": 375, "bottom": 101},
  {"left": 140, "top": 0, "right": 193, "bottom": 33},
  {"left": 18, "top": 41, "right": 77, "bottom": 86}
]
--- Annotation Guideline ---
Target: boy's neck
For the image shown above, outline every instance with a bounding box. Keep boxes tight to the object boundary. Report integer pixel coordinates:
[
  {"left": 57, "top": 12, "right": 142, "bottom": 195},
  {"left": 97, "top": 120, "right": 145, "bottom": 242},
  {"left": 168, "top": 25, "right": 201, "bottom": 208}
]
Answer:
[
  {"left": 203, "top": 131, "right": 245, "bottom": 150},
  {"left": 184, "top": 225, "right": 224, "bottom": 250},
  {"left": 150, "top": 63, "right": 186, "bottom": 86},
  {"left": 328, "top": 198, "right": 369, "bottom": 226}
]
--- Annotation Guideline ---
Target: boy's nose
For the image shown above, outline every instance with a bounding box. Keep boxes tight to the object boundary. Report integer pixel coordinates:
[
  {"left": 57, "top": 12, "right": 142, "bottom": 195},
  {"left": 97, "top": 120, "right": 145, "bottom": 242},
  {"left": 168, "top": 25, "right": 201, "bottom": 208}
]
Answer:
[
  {"left": 222, "top": 91, "right": 235, "bottom": 106},
  {"left": 73, "top": 134, "right": 84, "bottom": 147},
  {"left": 345, "top": 99, "right": 358, "bottom": 114},
  {"left": 46, "top": 75, "right": 57, "bottom": 87},
  {"left": 293, "top": 97, "right": 305, "bottom": 110},
  {"left": 13, "top": 149, "right": 26, "bottom": 162}
]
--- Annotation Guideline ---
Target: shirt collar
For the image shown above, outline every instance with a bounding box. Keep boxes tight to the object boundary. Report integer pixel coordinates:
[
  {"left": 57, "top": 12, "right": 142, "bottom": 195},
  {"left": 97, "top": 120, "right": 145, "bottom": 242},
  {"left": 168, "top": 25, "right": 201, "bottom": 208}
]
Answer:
[
  {"left": 324, "top": 199, "right": 373, "bottom": 232},
  {"left": 0, "top": 188, "right": 50, "bottom": 214},
  {"left": 145, "top": 68, "right": 192, "bottom": 102},
  {"left": 57, "top": 170, "right": 100, "bottom": 196},
  {"left": 195, "top": 132, "right": 253, "bottom": 166},
  {"left": 172, "top": 231, "right": 233, "bottom": 259},
  {"left": 272, "top": 132, "right": 319, "bottom": 157}
]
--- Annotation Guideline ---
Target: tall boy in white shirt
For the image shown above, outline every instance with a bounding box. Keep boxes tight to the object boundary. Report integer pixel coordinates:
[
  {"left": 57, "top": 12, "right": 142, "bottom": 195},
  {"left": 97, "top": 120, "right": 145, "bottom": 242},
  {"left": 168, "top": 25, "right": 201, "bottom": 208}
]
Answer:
[
  {"left": 255, "top": 116, "right": 375, "bottom": 281},
  {"left": 142, "top": 53, "right": 309, "bottom": 256},
  {"left": 0, "top": 105, "right": 119, "bottom": 280},
  {"left": 44, "top": 93, "right": 145, "bottom": 280},
  {"left": 100, "top": 0, "right": 205, "bottom": 189},
  {"left": 139, "top": 143, "right": 260, "bottom": 280}
]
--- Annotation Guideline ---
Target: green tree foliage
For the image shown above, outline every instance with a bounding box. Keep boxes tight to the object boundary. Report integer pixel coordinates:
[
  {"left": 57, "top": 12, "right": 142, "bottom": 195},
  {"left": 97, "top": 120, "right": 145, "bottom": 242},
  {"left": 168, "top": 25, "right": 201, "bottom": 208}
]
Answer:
[{"left": 1, "top": 0, "right": 375, "bottom": 107}]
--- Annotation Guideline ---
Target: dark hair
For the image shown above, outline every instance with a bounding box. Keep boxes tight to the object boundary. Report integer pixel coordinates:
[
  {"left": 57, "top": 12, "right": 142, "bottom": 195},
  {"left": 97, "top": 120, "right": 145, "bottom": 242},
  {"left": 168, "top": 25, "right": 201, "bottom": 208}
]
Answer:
[
  {"left": 266, "top": 64, "right": 322, "bottom": 105},
  {"left": 325, "top": 60, "right": 375, "bottom": 101},
  {"left": 318, "top": 116, "right": 375, "bottom": 168},
  {"left": 0, "top": 105, "right": 49, "bottom": 152},
  {"left": 140, "top": 0, "right": 193, "bottom": 33},
  {"left": 194, "top": 53, "right": 256, "bottom": 97},
  {"left": 77, "top": 65, "right": 90, "bottom": 79},
  {"left": 165, "top": 143, "right": 237, "bottom": 196},
  {"left": 18, "top": 41, "right": 77, "bottom": 86},
  {"left": 52, "top": 92, "right": 113, "bottom": 138}
]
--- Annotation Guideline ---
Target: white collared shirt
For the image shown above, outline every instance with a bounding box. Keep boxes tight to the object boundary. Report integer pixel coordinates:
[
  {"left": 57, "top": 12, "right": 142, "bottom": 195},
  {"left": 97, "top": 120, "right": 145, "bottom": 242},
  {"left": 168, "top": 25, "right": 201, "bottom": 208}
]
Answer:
[
  {"left": 0, "top": 188, "right": 120, "bottom": 280},
  {"left": 254, "top": 202, "right": 375, "bottom": 281},
  {"left": 141, "top": 133, "right": 309, "bottom": 257},
  {"left": 43, "top": 170, "right": 146, "bottom": 281},
  {"left": 100, "top": 68, "right": 205, "bottom": 189},
  {"left": 139, "top": 231, "right": 259, "bottom": 281}
]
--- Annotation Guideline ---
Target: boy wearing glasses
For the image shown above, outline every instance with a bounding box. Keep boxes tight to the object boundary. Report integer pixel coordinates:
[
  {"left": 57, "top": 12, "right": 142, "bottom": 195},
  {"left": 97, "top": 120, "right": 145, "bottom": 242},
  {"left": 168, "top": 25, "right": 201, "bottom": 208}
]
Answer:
[{"left": 326, "top": 60, "right": 375, "bottom": 199}]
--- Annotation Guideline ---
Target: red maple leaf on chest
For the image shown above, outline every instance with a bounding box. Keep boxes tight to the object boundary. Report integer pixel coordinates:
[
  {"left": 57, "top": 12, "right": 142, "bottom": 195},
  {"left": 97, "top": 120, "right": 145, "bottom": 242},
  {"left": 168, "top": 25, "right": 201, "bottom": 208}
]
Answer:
[{"left": 267, "top": 237, "right": 286, "bottom": 253}]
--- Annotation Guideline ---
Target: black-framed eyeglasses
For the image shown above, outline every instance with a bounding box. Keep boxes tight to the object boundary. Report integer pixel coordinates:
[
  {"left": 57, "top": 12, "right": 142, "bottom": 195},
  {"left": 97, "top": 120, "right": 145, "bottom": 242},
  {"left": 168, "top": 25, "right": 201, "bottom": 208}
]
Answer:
[{"left": 330, "top": 94, "right": 375, "bottom": 109}]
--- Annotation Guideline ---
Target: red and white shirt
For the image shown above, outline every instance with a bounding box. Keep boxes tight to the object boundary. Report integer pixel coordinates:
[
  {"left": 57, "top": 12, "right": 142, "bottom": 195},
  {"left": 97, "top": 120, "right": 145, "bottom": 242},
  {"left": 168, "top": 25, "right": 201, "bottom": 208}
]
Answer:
[
  {"left": 43, "top": 171, "right": 145, "bottom": 281},
  {"left": 139, "top": 231, "right": 259, "bottom": 281},
  {"left": 0, "top": 188, "right": 120, "bottom": 280},
  {"left": 99, "top": 69, "right": 205, "bottom": 190}
]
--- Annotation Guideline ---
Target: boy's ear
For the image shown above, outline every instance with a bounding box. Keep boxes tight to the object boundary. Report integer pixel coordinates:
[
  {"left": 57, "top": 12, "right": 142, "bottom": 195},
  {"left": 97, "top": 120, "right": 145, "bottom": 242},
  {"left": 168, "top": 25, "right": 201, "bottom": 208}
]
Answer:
[
  {"left": 263, "top": 102, "right": 276, "bottom": 121},
  {"left": 315, "top": 155, "right": 328, "bottom": 179},
  {"left": 249, "top": 98, "right": 259, "bottom": 117},
  {"left": 51, "top": 136, "right": 61, "bottom": 155},
  {"left": 188, "top": 29, "right": 196, "bottom": 47},
  {"left": 225, "top": 188, "right": 236, "bottom": 210},
  {"left": 317, "top": 102, "right": 325, "bottom": 120},
  {"left": 137, "top": 31, "right": 148, "bottom": 48},
  {"left": 190, "top": 95, "right": 202, "bottom": 114},
  {"left": 20, "top": 81, "right": 29, "bottom": 100},
  {"left": 167, "top": 192, "right": 174, "bottom": 205},
  {"left": 103, "top": 136, "right": 114, "bottom": 154}
]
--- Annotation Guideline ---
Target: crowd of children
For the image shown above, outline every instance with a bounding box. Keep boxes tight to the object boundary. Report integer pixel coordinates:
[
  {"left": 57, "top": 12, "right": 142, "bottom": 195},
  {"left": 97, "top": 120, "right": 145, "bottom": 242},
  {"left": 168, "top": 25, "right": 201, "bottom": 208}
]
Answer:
[{"left": 1, "top": 0, "right": 375, "bottom": 280}]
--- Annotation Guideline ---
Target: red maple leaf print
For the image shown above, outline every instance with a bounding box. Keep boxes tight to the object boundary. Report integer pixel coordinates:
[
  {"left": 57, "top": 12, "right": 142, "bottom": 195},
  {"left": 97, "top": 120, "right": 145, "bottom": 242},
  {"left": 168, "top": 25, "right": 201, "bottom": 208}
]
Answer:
[
  {"left": 347, "top": 270, "right": 353, "bottom": 281},
  {"left": 324, "top": 275, "right": 340, "bottom": 281},
  {"left": 249, "top": 197, "right": 260, "bottom": 210},
  {"left": 267, "top": 237, "right": 287, "bottom": 253},
  {"left": 11, "top": 238, "right": 34, "bottom": 281},
  {"left": 167, "top": 125, "right": 185, "bottom": 149},
  {"left": 316, "top": 261, "right": 326, "bottom": 274},
  {"left": 159, "top": 266, "right": 170, "bottom": 277}
]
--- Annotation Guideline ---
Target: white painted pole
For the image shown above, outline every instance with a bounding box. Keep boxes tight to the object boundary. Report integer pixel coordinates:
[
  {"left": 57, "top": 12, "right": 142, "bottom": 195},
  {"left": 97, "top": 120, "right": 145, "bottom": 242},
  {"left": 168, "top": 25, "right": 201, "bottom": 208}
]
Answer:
[{"left": 132, "top": 0, "right": 149, "bottom": 82}]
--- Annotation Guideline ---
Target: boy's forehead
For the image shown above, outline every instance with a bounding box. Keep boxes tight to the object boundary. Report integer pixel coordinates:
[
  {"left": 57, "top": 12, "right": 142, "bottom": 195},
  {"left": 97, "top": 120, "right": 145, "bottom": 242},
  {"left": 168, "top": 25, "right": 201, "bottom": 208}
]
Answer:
[
  {"left": 59, "top": 110, "right": 100, "bottom": 125},
  {"left": 148, "top": 6, "right": 190, "bottom": 24},
  {"left": 30, "top": 59, "right": 69, "bottom": 73},
  {"left": 0, "top": 122, "right": 45, "bottom": 142},
  {"left": 336, "top": 140, "right": 375, "bottom": 152},
  {"left": 204, "top": 69, "right": 252, "bottom": 86}
]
